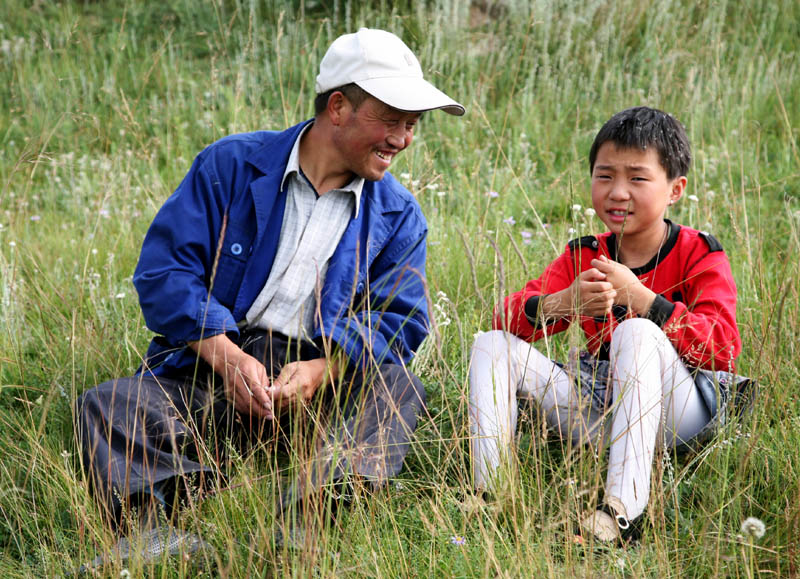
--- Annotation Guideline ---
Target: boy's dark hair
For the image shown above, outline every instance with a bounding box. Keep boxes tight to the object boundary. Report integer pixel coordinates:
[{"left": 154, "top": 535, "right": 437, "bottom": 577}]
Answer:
[
  {"left": 314, "top": 83, "right": 370, "bottom": 116},
  {"left": 589, "top": 107, "right": 691, "bottom": 179}
]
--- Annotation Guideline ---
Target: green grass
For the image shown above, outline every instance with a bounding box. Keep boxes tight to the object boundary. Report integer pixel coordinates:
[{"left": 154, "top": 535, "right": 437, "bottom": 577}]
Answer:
[{"left": 1, "top": 0, "right": 799, "bottom": 576}]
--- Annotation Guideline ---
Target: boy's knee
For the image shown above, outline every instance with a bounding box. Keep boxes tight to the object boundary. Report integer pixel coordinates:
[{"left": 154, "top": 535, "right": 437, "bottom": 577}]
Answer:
[
  {"left": 471, "top": 329, "right": 514, "bottom": 357},
  {"left": 611, "top": 318, "right": 662, "bottom": 346}
]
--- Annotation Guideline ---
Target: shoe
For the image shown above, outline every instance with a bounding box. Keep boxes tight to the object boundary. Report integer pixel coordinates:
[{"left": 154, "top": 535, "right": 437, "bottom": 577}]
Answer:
[
  {"left": 579, "top": 497, "right": 640, "bottom": 544},
  {"left": 71, "top": 524, "right": 213, "bottom": 574},
  {"left": 273, "top": 520, "right": 321, "bottom": 554}
]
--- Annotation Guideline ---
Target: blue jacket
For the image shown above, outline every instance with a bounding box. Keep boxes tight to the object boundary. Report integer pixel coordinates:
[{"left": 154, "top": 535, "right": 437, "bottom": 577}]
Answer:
[{"left": 133, "top": 121, "right": 429, "bottom": 377}]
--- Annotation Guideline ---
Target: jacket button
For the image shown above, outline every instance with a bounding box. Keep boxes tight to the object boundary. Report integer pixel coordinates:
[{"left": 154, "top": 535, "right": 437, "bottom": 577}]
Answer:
[{"left": 231, "top": 243, "right": 243, "bottom": 255}]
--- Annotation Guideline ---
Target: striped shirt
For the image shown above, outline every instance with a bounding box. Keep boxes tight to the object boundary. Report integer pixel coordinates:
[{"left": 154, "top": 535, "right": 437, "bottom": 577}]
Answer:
[{"left": 244, "top": 124, "right": 364, "bottom": 340}]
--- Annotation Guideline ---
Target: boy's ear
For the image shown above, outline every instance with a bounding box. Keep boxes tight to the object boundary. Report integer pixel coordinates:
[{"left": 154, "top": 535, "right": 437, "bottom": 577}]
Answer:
[{"left": 670, "top": 176, "right": 687, "bottom": 204}]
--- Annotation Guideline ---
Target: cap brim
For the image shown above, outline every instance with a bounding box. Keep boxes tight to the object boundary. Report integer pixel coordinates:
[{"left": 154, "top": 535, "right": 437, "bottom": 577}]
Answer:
[{"left": 355, "top": 77, "right": 465, "bottom": 116}]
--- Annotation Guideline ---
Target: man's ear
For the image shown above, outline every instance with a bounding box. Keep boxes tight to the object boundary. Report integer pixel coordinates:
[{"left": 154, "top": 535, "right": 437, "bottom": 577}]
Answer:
[
  {"left": 326, "top": 91, "right": 349, "bottom": 126},
  {"left": 670, "top": 175, "right": 687, "bottom": 204}
]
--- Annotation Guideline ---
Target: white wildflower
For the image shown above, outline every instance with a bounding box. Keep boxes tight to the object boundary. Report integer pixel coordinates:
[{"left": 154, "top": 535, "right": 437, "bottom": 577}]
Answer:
[
  {"left": 571, "top": 204, "right": 582, "bottom": 211},
  {"left": 740, "top": 517, "right": 765, "bottom": 539},
  {"left": 115, "top": 293, "right": 126, "bottom": 299},
  {"left": 584, "top": 208, "right": 596, "bottom": 218},
  {"left": 688, "top": 194, "right": 699, "bottom": 202}
]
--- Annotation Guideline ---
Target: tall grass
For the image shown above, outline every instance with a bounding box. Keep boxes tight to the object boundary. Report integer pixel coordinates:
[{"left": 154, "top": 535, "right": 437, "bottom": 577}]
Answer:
[{"left": 1, "top": 0, "right": 798, "bottom": 575}]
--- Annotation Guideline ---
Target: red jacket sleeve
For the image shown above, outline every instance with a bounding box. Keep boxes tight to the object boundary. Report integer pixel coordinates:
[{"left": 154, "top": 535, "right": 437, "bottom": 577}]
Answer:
[
  {"left": 661, "top": 250, "right": 741, "bottom": 371},
  {"left": 492, "top": 245, "right": 577, "bottom": 341}
]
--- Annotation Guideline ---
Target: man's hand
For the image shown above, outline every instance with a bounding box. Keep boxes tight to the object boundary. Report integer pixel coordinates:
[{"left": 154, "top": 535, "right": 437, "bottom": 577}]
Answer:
[
  {"left": 189, "top": 334, "right": 274, "bottom": 420},
  {"left": 269, "top": 358, "right": 335, "bottom": 414},
  {"left": 591, "top": 255, "right": 656, "bottom": 316}
]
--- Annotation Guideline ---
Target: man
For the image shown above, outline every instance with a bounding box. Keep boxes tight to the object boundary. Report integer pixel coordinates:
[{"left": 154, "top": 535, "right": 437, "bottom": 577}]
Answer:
[{"left": 76, "top": 27, "right": 463, "bottom": 566}]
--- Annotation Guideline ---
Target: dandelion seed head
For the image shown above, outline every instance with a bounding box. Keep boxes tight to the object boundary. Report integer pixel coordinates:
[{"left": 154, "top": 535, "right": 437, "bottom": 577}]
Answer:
[
  {"left": 568, "top": 227, "right": 576, "bottom": 235},
  {"left": 61, "top": 450, "right": 70, "bottom": 458},
  {"left": 688, "top": 194, "right": 699, "bottom": 202},
  {"left": 436, "top": 191, "right": 447, "bottom": 197},
  {"left": 585, "top": 208, "right": 596, "bottom": 218},
  {"left": 8, "top": 241, "right": 16, "bottom": 247},
  {"left": 115, "top": 293, "right": 126, "bottom": 299},
  {"left": 740, "top": 517, "right": 765, "bottom": 539},
  {"left": 91, "top": 248, "right": 98, "bottom": 255},
  {"left": 571, "top": 204, "right": 582, "bottom": 211}
]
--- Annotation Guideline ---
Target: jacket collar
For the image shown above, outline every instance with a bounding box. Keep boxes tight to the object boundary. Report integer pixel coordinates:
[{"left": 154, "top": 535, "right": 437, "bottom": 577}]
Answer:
[{"left": 245, "top": 119, "right": 314, "bottom": 176}]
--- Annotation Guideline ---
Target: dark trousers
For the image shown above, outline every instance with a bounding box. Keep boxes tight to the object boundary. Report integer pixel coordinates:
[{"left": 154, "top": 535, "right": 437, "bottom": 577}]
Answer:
[{"left": 75, "top": 331, "right": 426, "bottom": 525}]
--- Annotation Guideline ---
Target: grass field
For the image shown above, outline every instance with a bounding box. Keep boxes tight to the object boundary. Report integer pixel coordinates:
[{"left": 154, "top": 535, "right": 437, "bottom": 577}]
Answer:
[{"left": 1, "top": 0, "right": 799, "bottom": 576}]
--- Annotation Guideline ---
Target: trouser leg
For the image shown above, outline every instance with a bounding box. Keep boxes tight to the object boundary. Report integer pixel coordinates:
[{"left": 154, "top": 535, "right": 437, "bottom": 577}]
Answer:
[
  {"left": 279, "top": 363, "right": 426, "bottom": 511},
  {"left": 469, "top": 330, "right": 602, "bottom": 491},
  {"left": 75, "top": 374, "right": 231, "bottom": 526},
  {"left": 606, "top": 318, "right": 712, "bottom": 520}
]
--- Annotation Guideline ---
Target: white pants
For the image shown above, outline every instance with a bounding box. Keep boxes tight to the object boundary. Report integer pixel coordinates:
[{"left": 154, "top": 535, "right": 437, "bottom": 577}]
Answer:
[{"left": 469, "top": 318, "right": 712, "bottom": 520}]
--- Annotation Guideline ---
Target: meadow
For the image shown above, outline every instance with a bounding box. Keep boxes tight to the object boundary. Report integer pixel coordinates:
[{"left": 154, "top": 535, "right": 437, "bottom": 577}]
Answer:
[{"left": 1, "top": 0, "right": 799, "bottom": 576}]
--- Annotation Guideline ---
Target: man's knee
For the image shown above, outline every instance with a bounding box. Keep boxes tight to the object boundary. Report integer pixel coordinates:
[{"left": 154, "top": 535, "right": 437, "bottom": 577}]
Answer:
[{"left": 376, "top": 364, "right": 427, "bottom": 409}]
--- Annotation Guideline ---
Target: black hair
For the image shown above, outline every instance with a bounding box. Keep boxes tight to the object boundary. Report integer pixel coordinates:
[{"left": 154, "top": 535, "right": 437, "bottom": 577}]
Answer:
[
  {"left": 314, "top": 83, "right": 371, "bottom": 116},
  {"left": 589, "top": 107, "right": 691, "bottom": 179}
]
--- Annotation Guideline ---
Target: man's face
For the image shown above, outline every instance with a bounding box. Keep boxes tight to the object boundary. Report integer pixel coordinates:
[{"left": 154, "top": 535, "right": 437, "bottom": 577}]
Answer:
[
  {"left": 591, "top": 142, "right": 685, "bottom": 242},
  {"left": 333, "top": 96, "right": 421, "bottom": 181}
]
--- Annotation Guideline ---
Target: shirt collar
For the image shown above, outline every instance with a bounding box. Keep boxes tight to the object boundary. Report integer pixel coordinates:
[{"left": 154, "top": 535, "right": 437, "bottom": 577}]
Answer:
[{"left": 280, "top": 123, "right": 365, "bottom": 218}]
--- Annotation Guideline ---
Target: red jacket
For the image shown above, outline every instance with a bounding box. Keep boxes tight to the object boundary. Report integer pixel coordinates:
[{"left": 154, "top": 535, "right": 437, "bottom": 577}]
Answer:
[{"left": 493, "top": 221, "right": 741, "bottom": 371}]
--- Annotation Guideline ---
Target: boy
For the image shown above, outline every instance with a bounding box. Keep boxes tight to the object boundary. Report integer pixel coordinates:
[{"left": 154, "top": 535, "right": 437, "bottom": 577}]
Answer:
[{"left": 469, "top": 107, "right": 741, "bottom": 541}]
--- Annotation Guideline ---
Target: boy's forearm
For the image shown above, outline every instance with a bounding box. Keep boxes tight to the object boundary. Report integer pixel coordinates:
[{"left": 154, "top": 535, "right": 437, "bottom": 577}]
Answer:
[{"left": 538, "top": 288, "right": 575, "bottom": 321}]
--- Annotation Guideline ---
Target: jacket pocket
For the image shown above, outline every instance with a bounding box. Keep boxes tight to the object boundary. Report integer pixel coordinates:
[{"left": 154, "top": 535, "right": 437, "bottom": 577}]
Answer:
[{"left": 211, "top": 220, "right": 254, "bottom": 307}]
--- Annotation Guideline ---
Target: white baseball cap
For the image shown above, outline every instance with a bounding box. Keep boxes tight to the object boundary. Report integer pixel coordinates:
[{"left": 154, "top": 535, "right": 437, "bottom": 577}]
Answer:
[{"left": 315, "top": 28, "right": 465, "bottom": 116}]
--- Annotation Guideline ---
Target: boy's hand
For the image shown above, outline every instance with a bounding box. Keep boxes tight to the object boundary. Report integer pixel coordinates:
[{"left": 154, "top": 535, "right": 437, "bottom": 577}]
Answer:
[
  {"left": 591, "top": 255, "right": 656, "bottom": 316},
  {"left": 569, "top": 268, "right": 617, "bottom": 317}
]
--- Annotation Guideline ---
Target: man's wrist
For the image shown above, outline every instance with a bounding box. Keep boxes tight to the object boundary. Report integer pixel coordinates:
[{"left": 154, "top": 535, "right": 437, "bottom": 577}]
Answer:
[{"left": 189, "top": 333, "right": 243, "bottom": 374}]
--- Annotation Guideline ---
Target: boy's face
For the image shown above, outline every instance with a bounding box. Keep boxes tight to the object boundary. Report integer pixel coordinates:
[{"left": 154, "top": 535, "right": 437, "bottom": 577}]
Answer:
[{"left": 591, "top": 142, "right": 686, "bottom": 242}]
